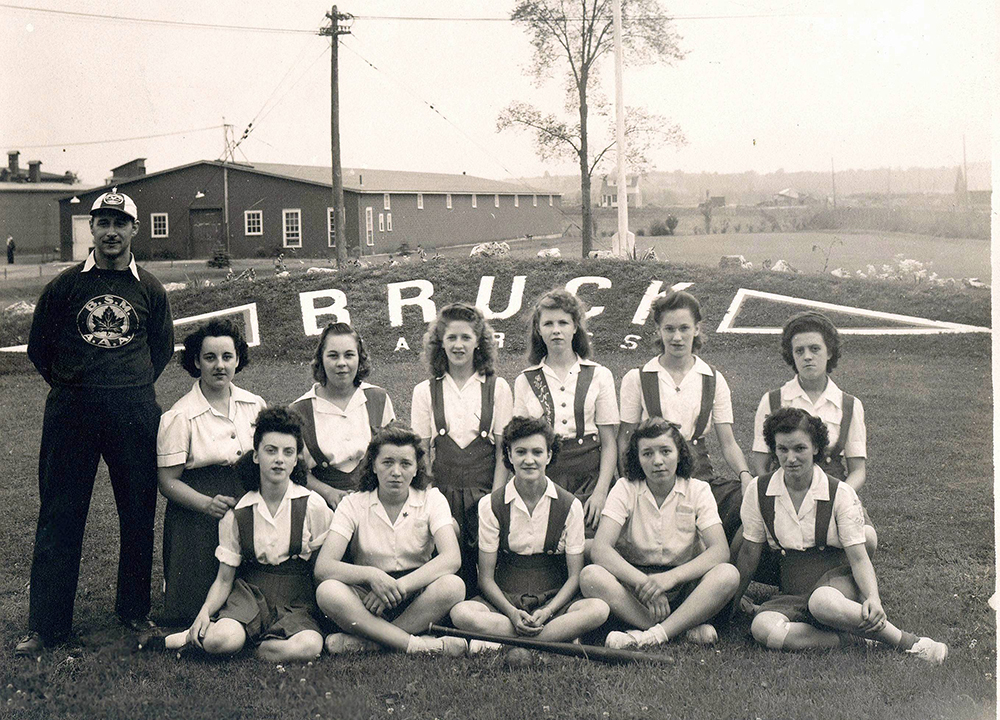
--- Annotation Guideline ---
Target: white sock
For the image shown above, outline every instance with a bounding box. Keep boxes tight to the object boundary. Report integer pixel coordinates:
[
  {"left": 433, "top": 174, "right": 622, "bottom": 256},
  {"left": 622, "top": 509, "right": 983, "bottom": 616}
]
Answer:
[
  {"left": 406, "top": 635, "right": 442, "bottom": 654},
  {"left": 638, "top": 624, "right": 669, "bottom": 646}
]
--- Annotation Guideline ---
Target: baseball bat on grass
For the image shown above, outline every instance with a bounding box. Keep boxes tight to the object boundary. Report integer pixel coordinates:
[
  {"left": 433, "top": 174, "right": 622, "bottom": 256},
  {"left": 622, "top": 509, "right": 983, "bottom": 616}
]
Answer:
[{"left": 428, "top": 624, "right": 674, "bottom": 665}]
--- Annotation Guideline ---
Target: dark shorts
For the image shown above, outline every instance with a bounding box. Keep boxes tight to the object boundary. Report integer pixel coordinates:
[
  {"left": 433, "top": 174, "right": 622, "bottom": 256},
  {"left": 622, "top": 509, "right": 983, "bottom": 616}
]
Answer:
[
  {"left": 758, "top": 565, "right": 858, "bottom": 624},
  {"left": 629, "top": 564, "right": 698, "bottom": 609},
  {"left": 468, "top": 590, "right": 580, "bottom": 619},
  {"left": 346, "top": 580, "right": 424, "bottom": 623}
]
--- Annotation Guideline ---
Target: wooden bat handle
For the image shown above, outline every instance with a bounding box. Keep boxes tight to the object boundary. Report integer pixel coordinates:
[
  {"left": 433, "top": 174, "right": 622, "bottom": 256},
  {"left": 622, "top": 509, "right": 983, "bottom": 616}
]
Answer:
[{"left": 428, "top": 624, "right": 674, "bottom": 666}]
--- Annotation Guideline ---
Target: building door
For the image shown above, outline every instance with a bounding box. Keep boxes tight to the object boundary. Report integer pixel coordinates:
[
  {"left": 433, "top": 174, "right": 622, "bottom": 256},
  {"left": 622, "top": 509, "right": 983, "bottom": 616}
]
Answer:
[
  {"left": 189, "top": 209, "right": 222, "bottom": 259},
  {"left": 71, "top": 215, "right": 92, "bottom": 260}
]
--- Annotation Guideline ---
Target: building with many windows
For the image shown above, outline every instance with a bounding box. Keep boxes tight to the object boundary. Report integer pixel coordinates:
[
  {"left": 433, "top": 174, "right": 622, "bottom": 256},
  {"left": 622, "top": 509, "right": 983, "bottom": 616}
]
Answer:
[{"left": 57, "top": 160, "right": 565, "bottom": 260}]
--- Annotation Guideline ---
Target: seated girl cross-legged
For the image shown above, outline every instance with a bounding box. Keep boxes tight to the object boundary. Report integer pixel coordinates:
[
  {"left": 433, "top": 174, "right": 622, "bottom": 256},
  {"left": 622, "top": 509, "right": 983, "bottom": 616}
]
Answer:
[
  {"left": 733, "top": 407, "right": 947, "bottom": 664},
  {"left": 314, "top": 423, "right": 468, "bottom": 656},
  {"left": 450, "top": 416, "right": 609, "bottom": 647},
  {"left": 580, "top": 418, "right": 739, "bottom": 649}
]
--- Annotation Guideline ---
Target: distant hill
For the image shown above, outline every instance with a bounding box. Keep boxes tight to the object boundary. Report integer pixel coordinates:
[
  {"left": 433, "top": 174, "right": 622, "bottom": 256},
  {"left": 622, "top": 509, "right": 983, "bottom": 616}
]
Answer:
[{"left": 515, "top": 162, "right": 992, "bottom": 206}]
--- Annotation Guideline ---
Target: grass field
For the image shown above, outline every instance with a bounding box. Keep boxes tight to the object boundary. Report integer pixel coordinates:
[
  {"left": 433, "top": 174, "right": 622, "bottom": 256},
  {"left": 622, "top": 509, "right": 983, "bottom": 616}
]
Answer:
[{"left": 0, "top": 258, "right": 993, "bottom": 719}]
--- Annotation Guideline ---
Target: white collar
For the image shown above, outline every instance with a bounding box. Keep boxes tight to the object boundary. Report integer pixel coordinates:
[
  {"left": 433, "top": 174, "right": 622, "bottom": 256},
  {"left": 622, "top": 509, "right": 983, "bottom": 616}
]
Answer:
[
  {"left": 766, "top": 465, "right": 829, "bottom": 500},
  {"left": 82, "top": 251, "right": 140, "bottom": 281},
  {"left": 300, "top": 382, "right": 372, "bottom": 413},
  {"left": 504, "top": 477, "right": 558, "bottom": 511},
  {"left": 642, "top": 354, "right": 713, "bottom": 376},
  {"left": 234, "top": 481, "right": 311, "bottom": 510},
  {"left": 787, "top": 376, "right": 843, "bottom": 408},
  {"left": 184, "top": 381, "right": 258, "bottom": 419}
]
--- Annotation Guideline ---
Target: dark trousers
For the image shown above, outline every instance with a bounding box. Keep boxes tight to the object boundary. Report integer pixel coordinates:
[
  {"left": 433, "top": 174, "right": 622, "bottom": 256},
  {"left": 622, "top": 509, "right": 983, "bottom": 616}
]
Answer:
[{"left": 28, "top": 385, "right": 161, "bottom": 641}]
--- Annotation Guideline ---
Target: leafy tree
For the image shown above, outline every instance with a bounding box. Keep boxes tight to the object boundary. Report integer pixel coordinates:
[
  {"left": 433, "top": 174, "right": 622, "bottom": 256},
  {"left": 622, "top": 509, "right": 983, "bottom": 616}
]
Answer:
[{"left": 500, "top": 0, "right": 685, "bottom": 257}]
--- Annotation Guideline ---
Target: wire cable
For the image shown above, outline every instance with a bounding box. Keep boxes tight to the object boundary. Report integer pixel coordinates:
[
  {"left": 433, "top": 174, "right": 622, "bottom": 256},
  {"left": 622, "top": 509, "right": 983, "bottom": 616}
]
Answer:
[{"left": 8, "top": 124, "right": 223, "bottom": 150}]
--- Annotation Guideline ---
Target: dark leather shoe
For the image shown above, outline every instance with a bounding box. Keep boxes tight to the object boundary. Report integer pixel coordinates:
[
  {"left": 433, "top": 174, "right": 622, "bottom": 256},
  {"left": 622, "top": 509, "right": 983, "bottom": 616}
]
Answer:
[
  {"left": 14, "top": 631, "right": 45, "bottom": 658},
  {"left": 119, "top": 616, "right": 159, "bottom": 633}
]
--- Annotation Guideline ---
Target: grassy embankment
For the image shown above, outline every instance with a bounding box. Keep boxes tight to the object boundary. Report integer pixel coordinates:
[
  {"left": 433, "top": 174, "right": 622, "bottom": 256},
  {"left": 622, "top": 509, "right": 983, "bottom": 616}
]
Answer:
[{"left": 0, "top": 257, "right": 993, "bottom": 719}]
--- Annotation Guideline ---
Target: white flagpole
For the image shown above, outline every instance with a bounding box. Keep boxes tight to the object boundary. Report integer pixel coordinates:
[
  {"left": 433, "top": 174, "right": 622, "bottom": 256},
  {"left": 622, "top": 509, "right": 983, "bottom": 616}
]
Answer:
[{"left": 612, "top": 0, "right": 632, "bottom": 257}]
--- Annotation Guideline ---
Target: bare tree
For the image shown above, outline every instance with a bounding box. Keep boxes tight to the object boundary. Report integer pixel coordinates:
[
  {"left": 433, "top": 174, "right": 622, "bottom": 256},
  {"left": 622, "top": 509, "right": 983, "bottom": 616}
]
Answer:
[{"left": 500, "top": 0, "right": 685, "bottom": 257}]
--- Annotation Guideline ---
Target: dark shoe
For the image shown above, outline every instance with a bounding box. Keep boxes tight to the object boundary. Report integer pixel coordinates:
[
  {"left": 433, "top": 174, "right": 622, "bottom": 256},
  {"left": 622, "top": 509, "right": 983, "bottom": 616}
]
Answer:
[
  {"left": 136, "top": 633, "right": 166, "bottom": 652},
  {"left": 14, "top": 632, "right": 45, "bottom": 658},
  {"left": 119, "top": 615, "right": 159, "bottom": 633}
]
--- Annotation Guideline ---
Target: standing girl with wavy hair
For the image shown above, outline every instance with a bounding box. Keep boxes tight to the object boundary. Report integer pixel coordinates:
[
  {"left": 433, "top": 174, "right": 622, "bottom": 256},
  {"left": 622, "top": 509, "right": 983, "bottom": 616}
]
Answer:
[
  {"left": 411, "top": 302, "right": 513, "bottom": 593},
  {"left": 290, "top": 322, "right": 395, "bottom": 510},
  {"left": 512, "top": 289, "right": 619, "bottom": 535}
]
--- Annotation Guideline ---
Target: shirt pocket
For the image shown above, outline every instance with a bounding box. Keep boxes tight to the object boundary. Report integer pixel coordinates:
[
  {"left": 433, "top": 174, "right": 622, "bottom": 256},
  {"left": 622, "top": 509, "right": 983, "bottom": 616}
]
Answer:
[{"left": 674, "top": 504, "right": 696, "bottom": 534}]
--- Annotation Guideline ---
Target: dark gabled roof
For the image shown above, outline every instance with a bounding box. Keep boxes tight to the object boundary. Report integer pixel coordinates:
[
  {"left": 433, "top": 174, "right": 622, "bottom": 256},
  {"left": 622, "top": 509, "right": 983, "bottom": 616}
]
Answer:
[{"left": 58, "top": 160, "right": 562, "bottom": 204}]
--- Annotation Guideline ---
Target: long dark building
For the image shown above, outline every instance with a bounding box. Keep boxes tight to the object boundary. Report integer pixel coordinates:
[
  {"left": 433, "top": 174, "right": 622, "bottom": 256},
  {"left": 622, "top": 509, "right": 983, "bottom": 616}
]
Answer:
[{"left": 58, "top": 160, "right": 565, "bottom": 260}]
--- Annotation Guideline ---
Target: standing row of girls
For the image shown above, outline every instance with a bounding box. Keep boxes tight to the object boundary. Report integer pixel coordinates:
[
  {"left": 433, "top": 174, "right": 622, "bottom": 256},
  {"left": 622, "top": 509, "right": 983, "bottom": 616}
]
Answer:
[{"left": 149, "top": 287, "right": 945, "bottom": 664}]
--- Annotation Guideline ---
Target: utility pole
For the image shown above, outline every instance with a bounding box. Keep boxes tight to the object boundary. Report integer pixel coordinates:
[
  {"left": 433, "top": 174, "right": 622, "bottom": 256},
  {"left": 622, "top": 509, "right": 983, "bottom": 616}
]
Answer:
[
  {"left": 221, "top": 117, "right": 233, "bottom": 252},
  {"left": 610, "top": 0, "right": 633, "bottom": 258},
  {"left": 320, "top": 6, "right": 353, "bottom": 266},
  {"left": 830, "top": 157, "right": 836, "bottom": 208},
  {"left": 962, "top": 133, "right": 969, "bottom": 208}
]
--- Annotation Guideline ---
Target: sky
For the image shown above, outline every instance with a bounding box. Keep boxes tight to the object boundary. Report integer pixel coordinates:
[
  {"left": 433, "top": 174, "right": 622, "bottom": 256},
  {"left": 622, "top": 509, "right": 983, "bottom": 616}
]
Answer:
[{"left": 0, "top": 0, "right": 994, "bottom": 186}]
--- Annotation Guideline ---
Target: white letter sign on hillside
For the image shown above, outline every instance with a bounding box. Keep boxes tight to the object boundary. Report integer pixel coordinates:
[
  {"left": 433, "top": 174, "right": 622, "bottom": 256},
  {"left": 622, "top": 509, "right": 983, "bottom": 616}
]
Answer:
[
  {"left": 388, "top": 279, "right": 436, "bottom": 327},
  {"left": 630, "top": 281, "right": 694, "bottom": 325},
  {"left": 717, "top": 288, "right": 992, "bottom": 335},
  {"left": 300, "top": 289, "right": 350, "bottom": 336},
  {"left": 476, "top": 275, "right": 526, "bottom": 320},
  {"left": 172, "top": 303, "right": 261, "bottom": 349},
  {"left": 566, "top": 276, "right": 612, "bottom": 318}
]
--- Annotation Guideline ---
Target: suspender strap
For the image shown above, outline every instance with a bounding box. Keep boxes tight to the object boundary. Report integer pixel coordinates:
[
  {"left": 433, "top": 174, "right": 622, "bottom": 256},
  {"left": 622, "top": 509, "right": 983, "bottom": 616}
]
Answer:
[
  {"left": 430, "top": 377, "right": 448, "bottom": 435},
  {"left": 491, "top": 487, "right": 511, "bottom": 555},
  {"left": 542, "top": 485, "right": 575, "bottom": 553},
  {"left": 235, "top": 506, "right": 256, "bottom": 561},
  {"left": 691, "top": 367, "right": 717, "bottom": 441},
  {"left": 757, "top": 472, "right": 841, "bottom": 551},
  {"left": 289, "top": 398, "right": 331, "bottom": 468},
  {"left": 814, "top": 476, "right": 840, "bottom": 551},
  {"left": 288, "top": 495, "right": 309, "bottom": 558},
  {"left": 480, "top": 376, "right": 497, "bottom": 436},
  {"left": 573, "top": 365, "right": 595, "bottom": 440},
  {"left": 756, "top": 472, "right": 781, "bottom": 551},
  {"left": 362, "top": 386, "right": 388, "bottom": 430},
  {"left": 523, "top": 369, "right": 554, "bottom": 428},
  {"left": 640, "top": 370, "right": 662, "bottom": 420},
  {"left": 767, "top": 389, "right": 781, "bottom": 415},
  {"left": 826, "top": 394, "right": 855, "bottom": 461}
]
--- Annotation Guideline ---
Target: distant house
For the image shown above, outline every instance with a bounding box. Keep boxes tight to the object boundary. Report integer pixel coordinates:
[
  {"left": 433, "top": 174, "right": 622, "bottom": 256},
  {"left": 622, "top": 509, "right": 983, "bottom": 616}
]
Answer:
[
  {"left": 57, "top": 160, "right": 565, "bottom": 261},
  {"left": 598, "top": 174, "right": 642, "bottom": 208},
  {"left": 0, "top": 151, "right": 87, "bottom": 256},
  {"left": 771, "top": 188, "right": 815, "bottom": 206}
]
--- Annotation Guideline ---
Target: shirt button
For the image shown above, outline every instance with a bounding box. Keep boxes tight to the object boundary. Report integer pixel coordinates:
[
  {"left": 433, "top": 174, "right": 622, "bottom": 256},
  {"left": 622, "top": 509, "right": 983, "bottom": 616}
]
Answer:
[
  {"left": 236, "top": 450, "right": 241, "bottom": 456},
  {"left": 231, "top": 433, "right": 236, "bottom": 439},
  {"left": 560, "top": 402, "right": 567, "bottom": 408},
  {"left": 560, "top": 387, "right": 565, "bottom": 392},
  {"left": 562, "top": 419, "right": 568, "bottom": 424}
]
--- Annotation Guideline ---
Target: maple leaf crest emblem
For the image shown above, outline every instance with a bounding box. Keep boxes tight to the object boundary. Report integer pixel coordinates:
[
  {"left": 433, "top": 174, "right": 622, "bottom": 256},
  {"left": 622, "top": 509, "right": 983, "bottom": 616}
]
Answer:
[{"left": 93, "top": 306, "right": 126, "bottom": 335}]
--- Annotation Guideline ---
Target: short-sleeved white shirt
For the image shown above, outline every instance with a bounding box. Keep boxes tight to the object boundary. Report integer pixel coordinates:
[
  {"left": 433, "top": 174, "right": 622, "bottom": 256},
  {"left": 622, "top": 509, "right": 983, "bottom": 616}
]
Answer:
[
  {"left": 294, "top": 382, "right": 395, "bottom": 473},
  {"left": 215, "top": 483, "right": 333, "bottom": 568},
  {"left": 619, "top": 356, "right": 733, "bottom": 440},
  {"left": 512, "top": 357, "right": 619, "bottom": 438},
  {"left": 410, "top": 373, "right": 514, "bottom": 448},
  {"left": 601, "top": 476, "right": 722, "bottom": 567},
  {"left": 478, "top": 478, "right": 585, "bottom": 556},
  {"left": 751, "top": 377, "right": 867, "bottom": 458},
  {"left": 331, "top": 487, "right": 454, "bottom": 572},
  {"left": 156, "top": 381, "right": 266, "bottom": 469},
  {"left": 740, "top": 467, "right": 866, "bottom": 551}
]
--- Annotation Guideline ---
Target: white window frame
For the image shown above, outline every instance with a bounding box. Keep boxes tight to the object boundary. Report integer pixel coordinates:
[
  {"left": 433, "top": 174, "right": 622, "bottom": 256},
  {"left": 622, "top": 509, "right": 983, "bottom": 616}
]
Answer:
[
  {"left": 378, "top": 213, "right": 385, "bottom": 232},
  {"left": 384, "top": 193, "right": 390, "bottom": 210},
  {"left": 533, "top": 195, "right": 538, "bottom": 207},
  {"left": 494, "top": 194, "right": 500, "bottom": 208},
  {"left": 514, "top": 195, "right": 519, "bottom": 208},
  {"left": 472, "top": 194, "right": 477, "bottom": 208},
  {"left": 386, "top": 212, "right": 393, "bottom": 232},
  {"left": 326, "top": 207, "right": 336, "bottom": 247},
  {"left": 417, "top": 193, "right": 424, "bottom": 210},
  {"left": 549, "top": 195, "right": 554, "bottom": 206},
  {"left": 446, "top": 194, "right": 452, "bottom": 209},
  {"left": 282, "top": 209, "right": 302, "bottom": 248},
  {"left": 150, "top": 213, "right": 169, "bottom": 238},
  {"left": 365, "top": 207, "right": 374, "bottom": 246},
  {"left": 244, "top": 210, "right": 263, "bottom": 236}
]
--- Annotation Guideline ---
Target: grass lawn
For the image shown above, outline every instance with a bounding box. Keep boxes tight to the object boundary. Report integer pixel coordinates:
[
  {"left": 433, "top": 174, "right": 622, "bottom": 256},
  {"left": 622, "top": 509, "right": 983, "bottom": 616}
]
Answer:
[{"left": 0, "top": 258, "right": 993, "bottom": 719}]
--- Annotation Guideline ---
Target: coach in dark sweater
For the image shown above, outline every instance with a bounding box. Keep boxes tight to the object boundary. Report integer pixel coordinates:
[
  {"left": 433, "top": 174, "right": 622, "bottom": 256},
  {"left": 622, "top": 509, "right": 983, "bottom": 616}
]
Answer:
[{"left": 16, "top": 191, "right": 174, "bottom": 656}]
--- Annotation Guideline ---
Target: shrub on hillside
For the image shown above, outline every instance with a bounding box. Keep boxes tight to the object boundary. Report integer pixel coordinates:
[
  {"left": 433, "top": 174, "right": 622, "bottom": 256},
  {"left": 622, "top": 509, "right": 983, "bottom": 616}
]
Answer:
[{"left": 207, "top": 243, "right": 232, "bottom": 268}]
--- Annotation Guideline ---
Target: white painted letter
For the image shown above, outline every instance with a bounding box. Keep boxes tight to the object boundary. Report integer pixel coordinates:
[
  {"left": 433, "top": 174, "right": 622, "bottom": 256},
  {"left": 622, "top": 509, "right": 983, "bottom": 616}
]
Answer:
[
  {"left": 387, "top": 279, "right": 436, "bottom": 327},
  {"left": 565, "top": 276, "right": 612, "bottom": 318},
  {"left": 630, "top": 281, "right": 695, "bottom": 325},
  {"left": 394, "top": 336, "right": 411, "bottom": 352},
  {"left": 300, "top": 288, "right": 350, "bottom": 336},
  {"left": 619, "top": 334, "right": 641, "bottom": 350},
  {"left": 493, "top": 332, "right": 505, "bottom": 349},
  {"left": 476, "top": 275, "right": 526, "bottom": 320}
]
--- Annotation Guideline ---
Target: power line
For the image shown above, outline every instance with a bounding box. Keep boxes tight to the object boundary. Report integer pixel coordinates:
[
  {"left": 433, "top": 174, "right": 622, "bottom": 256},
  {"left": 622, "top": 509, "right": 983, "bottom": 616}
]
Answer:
[
  {"left": 0, "top": 3, "right": 833, "bottom": 33},
  {"left": 8, "top": 124, "right": 223, "bottom": 150}
]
